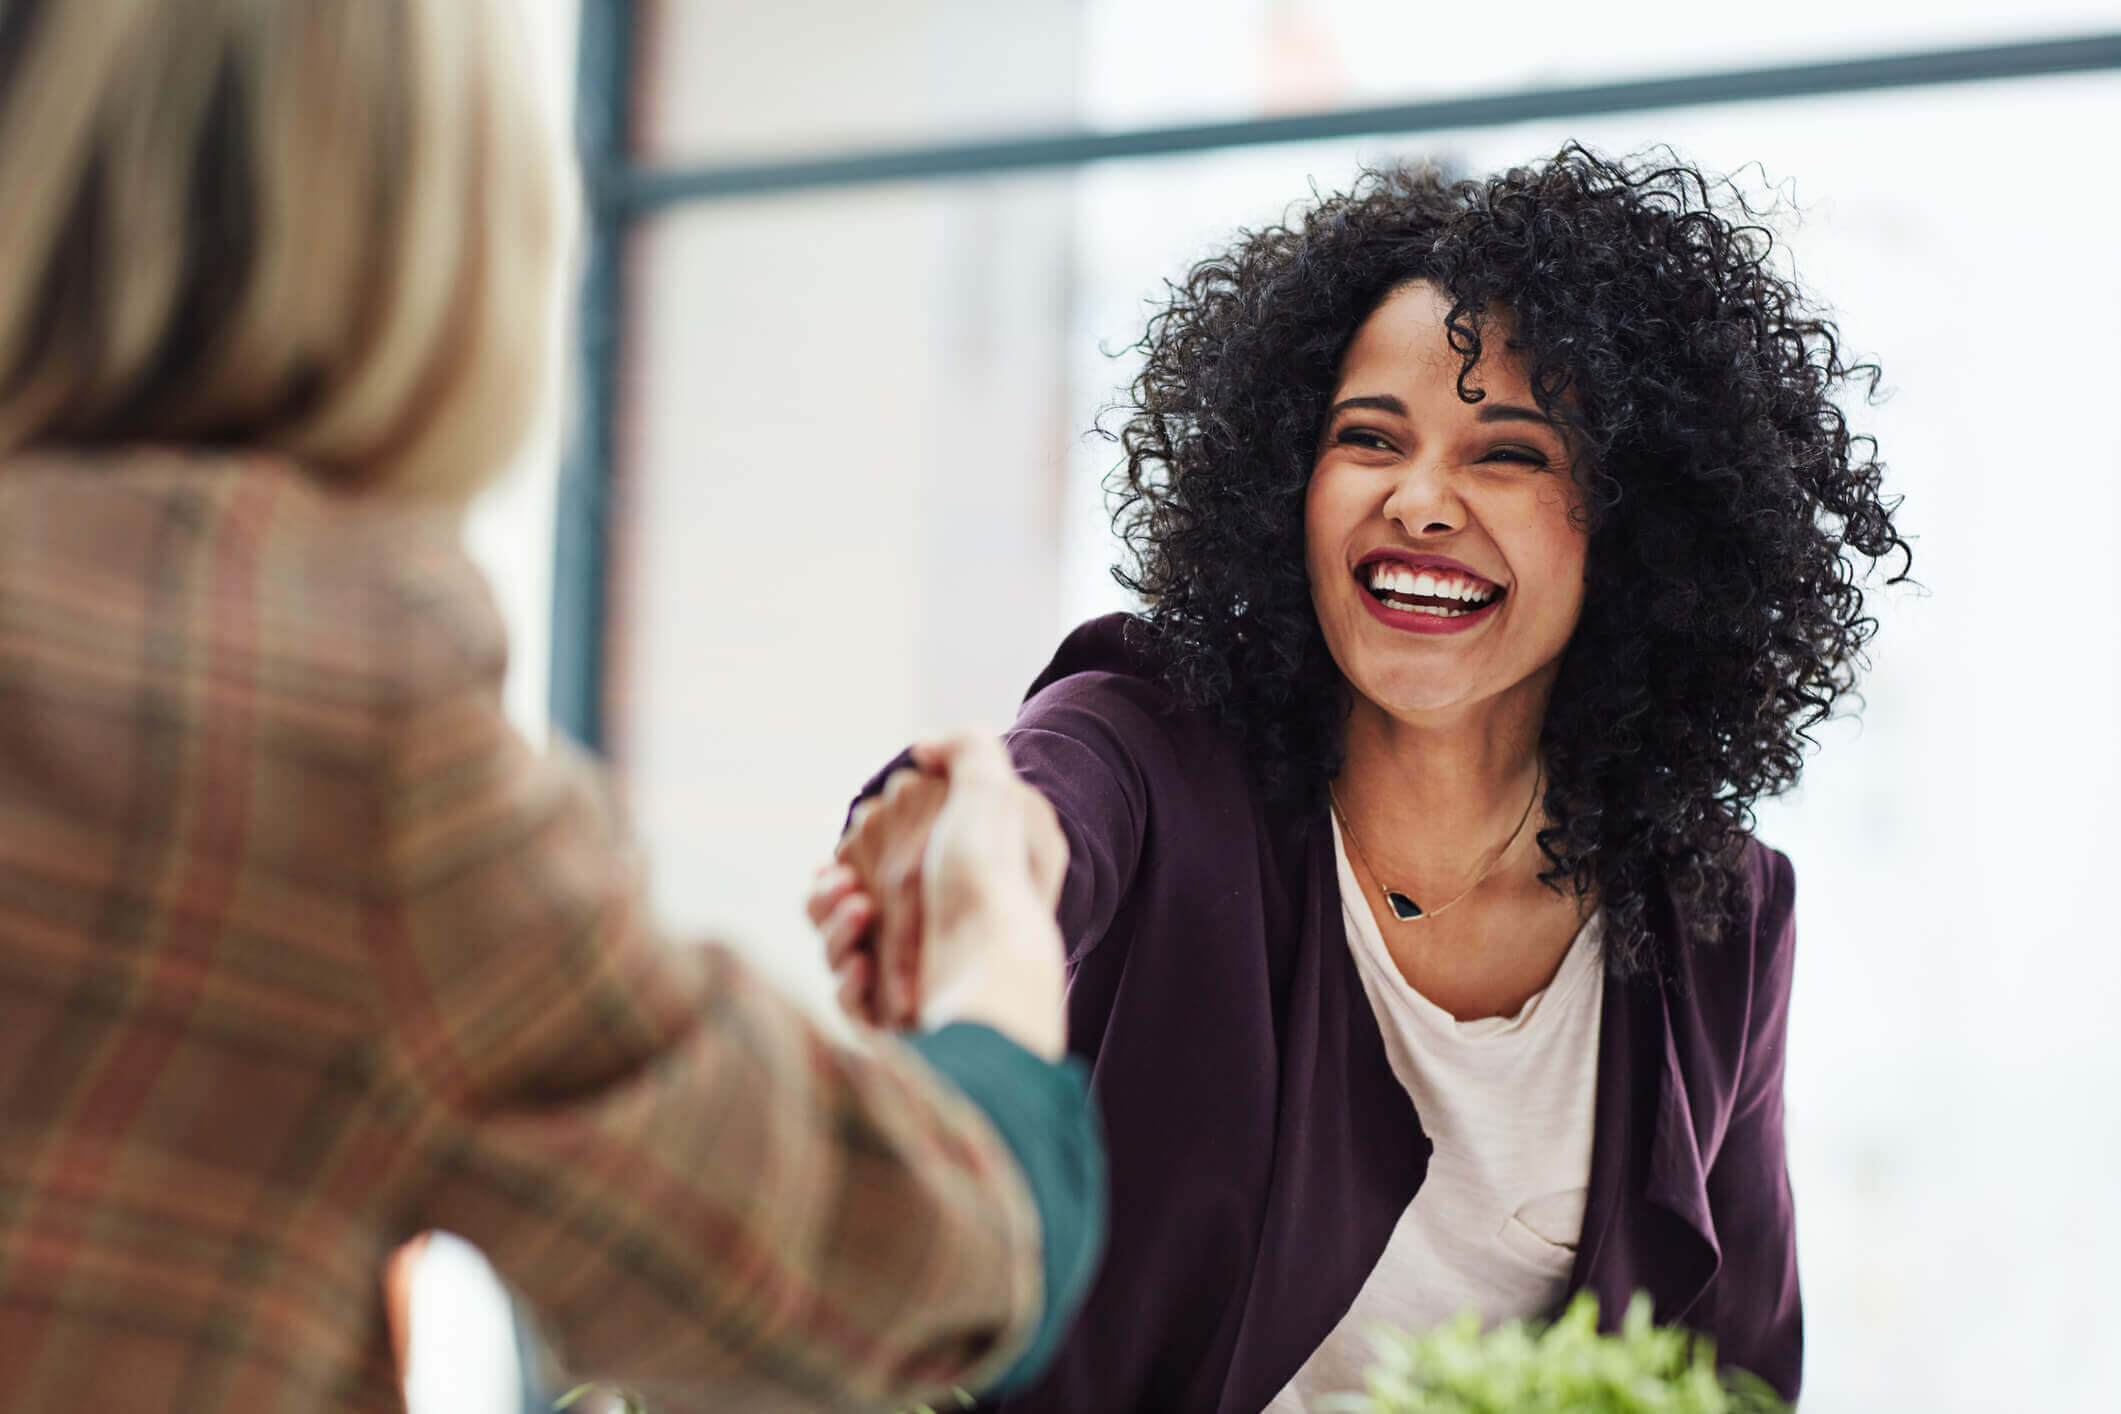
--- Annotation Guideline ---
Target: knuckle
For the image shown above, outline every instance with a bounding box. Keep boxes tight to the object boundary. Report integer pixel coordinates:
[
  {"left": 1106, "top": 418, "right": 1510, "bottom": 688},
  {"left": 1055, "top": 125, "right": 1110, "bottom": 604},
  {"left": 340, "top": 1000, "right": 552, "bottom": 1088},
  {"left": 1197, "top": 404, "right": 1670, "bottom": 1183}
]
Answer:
[{"left": 842, "top": 801, "right": 875, "bottom": 841}]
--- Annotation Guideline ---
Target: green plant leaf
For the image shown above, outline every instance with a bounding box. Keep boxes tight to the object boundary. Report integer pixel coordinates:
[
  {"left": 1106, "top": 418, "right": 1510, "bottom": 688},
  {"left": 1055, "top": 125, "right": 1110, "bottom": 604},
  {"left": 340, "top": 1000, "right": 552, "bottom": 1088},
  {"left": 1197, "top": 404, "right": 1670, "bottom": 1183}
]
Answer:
[{"left": 1321, "top": 1292, "right": 1790, "bottom": 1414}]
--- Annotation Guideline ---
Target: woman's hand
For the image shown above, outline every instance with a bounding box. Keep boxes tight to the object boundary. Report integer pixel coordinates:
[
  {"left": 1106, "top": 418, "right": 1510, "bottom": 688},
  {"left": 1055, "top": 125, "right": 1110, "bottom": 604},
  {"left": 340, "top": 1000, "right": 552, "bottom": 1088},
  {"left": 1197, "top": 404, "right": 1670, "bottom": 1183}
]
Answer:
[
  {"left": 809, "top": 732, "right": 1068, "bottom": 1058},
  {"left": 813, "top": 768, "right": 947, "bottom": 1028},
  {"left": 908, "top": 730, "right": 1067, "bottom": 928}
]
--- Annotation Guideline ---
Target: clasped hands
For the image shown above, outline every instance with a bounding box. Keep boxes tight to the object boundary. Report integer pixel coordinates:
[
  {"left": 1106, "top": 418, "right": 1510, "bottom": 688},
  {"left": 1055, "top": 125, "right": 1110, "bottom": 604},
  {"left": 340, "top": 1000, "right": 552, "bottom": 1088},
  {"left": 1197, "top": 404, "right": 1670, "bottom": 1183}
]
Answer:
[{"left": 807, "top": 732, "right": 1071, "bottom": 1061}]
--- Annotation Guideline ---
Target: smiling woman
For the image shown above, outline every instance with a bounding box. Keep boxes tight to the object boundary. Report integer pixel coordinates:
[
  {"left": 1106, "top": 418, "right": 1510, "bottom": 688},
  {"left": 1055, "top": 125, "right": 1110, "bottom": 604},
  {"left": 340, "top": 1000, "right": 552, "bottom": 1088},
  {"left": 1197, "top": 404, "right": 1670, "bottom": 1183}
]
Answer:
[
  {"left": 818, "top": 143, "right": 1910, "bottom": 1413},
  {"left": 1307, "top": 283, "right": 1588, "bottom": 946},
  {"left": 1113, "top": 146, "right": 1909, "bottom": 976}
]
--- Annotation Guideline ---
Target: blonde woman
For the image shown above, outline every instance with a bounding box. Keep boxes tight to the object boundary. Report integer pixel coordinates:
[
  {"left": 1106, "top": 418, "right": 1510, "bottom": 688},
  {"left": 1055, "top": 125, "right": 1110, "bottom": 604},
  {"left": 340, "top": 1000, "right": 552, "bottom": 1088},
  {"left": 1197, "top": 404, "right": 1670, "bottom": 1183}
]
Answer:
[{"left": 0, "top": 3, "right": 1103, "bottom": 1411}]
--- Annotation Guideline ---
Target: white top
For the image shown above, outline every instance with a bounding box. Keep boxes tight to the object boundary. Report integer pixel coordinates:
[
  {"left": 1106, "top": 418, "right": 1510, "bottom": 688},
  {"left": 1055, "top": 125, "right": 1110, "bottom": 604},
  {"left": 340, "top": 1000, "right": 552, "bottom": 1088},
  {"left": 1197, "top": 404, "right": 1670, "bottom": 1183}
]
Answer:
[{"left": 1264, "top": 822, "right": 1606, "bottom": 1413}]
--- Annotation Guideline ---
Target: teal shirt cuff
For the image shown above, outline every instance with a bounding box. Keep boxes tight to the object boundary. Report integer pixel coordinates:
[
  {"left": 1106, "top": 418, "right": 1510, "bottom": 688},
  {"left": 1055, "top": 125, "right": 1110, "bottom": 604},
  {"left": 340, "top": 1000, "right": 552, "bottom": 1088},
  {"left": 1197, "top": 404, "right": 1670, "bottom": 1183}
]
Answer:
[{"left": 905, "top": 1023, "right": 1106, "bottom": 1398}]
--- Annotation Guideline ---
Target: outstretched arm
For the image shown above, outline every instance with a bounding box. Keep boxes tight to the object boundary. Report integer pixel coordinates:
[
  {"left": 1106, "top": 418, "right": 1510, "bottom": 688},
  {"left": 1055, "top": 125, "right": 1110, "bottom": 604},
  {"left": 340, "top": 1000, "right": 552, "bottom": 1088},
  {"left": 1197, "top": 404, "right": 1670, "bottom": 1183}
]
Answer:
[{"left": 369, "top": 567, "right": 1076, "bottom": 1412}]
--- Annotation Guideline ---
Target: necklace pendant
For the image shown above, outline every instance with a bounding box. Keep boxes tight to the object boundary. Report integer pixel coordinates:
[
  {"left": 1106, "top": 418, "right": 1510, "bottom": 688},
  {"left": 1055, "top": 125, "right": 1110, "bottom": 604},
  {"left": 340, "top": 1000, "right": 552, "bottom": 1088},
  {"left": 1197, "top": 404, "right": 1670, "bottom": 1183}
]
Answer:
[{"left": 1384, "top": 889, "right": 1424, "bottom": 921}]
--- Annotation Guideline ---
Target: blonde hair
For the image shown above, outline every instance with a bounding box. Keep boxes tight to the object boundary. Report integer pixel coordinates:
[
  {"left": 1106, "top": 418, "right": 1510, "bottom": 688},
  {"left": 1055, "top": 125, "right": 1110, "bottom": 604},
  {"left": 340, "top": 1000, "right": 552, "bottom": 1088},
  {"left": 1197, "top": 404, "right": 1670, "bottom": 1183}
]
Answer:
[{"left": 0, "top": 0, "right": 571, "bottom": 498}]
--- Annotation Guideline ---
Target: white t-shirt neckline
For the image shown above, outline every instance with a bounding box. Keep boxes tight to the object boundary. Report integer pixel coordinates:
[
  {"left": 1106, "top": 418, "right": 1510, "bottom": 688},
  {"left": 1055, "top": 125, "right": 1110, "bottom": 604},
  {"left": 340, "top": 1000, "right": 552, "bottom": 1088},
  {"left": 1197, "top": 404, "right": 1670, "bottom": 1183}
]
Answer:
[
  {"left": 1263, "top": 820, "right": 1607, "bottom": 1414},
  {"left": 1336, "top": 829, "right": 1604, "bottom": 1042}
]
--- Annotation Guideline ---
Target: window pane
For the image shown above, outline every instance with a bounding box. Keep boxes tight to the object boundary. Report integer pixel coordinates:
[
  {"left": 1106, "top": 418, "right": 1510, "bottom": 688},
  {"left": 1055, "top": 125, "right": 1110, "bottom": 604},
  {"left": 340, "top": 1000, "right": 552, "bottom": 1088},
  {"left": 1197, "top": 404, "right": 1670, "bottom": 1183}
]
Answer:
[
  {"left": 635, "top": 0, "right": 1084, "bottom": 164},
  {"left": 1085, "top": 0, "right": 2121, "bottom": 128},
  {"left": 633, "top": 0, "right": 2119, "bottom": 163},
  {"left": 614, "top": 174, "right": 1076, "bottom": 1008}
]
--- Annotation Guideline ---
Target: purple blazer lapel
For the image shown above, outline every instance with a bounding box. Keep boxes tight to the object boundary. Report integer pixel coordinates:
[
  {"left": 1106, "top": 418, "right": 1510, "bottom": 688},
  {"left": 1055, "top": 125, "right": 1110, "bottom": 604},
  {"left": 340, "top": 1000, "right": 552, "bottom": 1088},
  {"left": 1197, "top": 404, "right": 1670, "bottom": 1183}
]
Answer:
[
  {"left": 1210, "top": 812, "right": 1431, "bottom": 1414},
  {"left": 1214, "top": 814, "right": 1726, "bottom": 1414},
  {"left": 1571, "top": 938, "right": 1720, "bottom": 1330}
]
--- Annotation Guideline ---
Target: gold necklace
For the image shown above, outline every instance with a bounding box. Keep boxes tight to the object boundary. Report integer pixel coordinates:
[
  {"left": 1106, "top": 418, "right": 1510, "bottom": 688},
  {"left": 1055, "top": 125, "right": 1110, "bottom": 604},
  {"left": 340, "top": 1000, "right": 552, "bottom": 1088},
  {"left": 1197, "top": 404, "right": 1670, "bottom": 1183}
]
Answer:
[{"left": 1329, "top": 761, "right": 1543, "bottom": 922}]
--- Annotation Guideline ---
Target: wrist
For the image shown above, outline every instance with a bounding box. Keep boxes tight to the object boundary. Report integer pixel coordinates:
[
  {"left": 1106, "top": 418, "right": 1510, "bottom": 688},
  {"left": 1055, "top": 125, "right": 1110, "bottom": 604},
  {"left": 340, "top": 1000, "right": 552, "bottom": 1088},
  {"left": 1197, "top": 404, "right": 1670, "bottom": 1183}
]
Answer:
[{"left": 920, "top": 904, "right": 1066, "bottom": 1061}]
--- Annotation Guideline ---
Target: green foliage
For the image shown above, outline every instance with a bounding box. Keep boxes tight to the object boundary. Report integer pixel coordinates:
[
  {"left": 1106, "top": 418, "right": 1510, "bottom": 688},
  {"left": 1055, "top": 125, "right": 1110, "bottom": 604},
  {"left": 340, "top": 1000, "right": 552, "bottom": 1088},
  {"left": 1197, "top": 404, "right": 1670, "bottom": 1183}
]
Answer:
[
  {"left": 1314, "top": 1293, "right": 1789, "bottom": 1414},
  {"left": 554, "top": 1296, "right": 1779, "bottom": 1414}
]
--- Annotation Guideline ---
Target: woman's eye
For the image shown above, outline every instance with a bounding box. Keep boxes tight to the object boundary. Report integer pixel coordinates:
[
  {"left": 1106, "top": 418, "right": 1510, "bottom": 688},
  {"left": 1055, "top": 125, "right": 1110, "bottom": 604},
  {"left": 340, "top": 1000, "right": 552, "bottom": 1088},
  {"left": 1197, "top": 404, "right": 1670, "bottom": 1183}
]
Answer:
[
  {"left": 1483, "top": 447, "right": 1549, "bottom": 468},
  {"left": 1336, "top": 428, "right": 1394, "bottom": 451}
]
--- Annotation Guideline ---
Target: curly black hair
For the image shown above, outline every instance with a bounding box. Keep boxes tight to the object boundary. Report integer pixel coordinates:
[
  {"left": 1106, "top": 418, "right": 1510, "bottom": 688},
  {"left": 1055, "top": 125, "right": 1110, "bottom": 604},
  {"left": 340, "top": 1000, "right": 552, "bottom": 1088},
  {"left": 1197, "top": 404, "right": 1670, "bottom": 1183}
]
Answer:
[{"left": 1107, "top": 144, "right": 1910, "bottom": 976}]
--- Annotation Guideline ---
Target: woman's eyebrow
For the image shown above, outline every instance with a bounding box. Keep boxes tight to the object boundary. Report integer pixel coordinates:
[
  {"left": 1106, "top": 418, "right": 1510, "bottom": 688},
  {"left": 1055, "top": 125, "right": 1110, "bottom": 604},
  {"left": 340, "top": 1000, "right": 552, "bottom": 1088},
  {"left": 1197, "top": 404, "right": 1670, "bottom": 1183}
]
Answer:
[
  {"left": 1327, "top": 394, "right": 1406, "bottom": 418},
  {"left": 1476, "top": 401, "right": 1558, "bottom": 427},
  {"left": 1329, "top": 394, "right": 1556, "bottom": 428}
]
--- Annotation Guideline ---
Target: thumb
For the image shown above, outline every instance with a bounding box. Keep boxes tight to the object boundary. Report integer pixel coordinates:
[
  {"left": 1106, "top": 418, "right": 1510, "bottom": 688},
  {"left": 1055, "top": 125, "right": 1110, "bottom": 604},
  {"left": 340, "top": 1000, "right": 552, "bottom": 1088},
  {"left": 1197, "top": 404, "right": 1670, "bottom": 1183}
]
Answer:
[{"left": 909, "top": 728, "right": 1015, "bottom": 786}]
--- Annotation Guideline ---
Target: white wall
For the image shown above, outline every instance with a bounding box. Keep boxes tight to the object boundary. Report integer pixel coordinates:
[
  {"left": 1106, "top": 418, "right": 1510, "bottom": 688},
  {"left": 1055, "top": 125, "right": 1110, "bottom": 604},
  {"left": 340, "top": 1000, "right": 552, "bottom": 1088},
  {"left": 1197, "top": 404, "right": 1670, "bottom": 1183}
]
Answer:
[
  {"left": 461, "top": 0, "right": 579, "bottom": 741},
  {"left": 616, "top": 0, "right": 1083, "bottom": 1015}
]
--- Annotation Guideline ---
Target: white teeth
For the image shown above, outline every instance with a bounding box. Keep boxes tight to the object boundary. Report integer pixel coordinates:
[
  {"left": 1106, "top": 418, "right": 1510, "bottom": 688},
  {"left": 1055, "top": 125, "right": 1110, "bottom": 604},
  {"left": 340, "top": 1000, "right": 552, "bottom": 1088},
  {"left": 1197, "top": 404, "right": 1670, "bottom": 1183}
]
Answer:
[{"left": 1364, "top": 562, "right": 1500, "bottom": 606}]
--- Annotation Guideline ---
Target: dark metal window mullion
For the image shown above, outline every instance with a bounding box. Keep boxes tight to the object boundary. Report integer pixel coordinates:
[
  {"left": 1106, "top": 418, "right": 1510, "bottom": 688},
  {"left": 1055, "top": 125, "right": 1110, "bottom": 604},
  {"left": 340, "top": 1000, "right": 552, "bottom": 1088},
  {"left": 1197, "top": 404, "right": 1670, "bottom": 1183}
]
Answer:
[
  {"left": 548, "top": 0, "right": 635, "bottom": 751},
  {"left": 610, "top": 32, "right": 2121, "bottom": 208}
]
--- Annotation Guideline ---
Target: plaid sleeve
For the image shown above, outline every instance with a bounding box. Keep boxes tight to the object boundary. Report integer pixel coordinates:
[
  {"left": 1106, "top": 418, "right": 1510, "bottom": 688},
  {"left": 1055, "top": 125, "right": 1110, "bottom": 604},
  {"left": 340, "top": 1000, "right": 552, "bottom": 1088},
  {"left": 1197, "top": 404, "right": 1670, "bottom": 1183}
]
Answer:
[{"left": 365, "top": 554, "right": 1046, "bottom": 1412}]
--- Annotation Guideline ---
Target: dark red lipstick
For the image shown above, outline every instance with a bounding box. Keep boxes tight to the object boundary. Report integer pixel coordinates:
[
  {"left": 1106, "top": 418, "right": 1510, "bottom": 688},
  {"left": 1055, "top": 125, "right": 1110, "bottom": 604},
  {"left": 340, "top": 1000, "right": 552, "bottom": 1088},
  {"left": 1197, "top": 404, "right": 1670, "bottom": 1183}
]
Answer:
[{"left": 1351, "top": 549, "right": 1506, "bottom": 636}]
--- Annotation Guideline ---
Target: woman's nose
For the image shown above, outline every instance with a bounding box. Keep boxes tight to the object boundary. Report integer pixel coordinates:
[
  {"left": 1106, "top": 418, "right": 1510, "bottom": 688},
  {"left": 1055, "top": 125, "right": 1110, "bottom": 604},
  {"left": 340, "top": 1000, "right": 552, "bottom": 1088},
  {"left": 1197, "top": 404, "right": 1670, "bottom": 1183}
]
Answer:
[{"left": 1381, "top": 457, "right": 1465, "bottom": 537}]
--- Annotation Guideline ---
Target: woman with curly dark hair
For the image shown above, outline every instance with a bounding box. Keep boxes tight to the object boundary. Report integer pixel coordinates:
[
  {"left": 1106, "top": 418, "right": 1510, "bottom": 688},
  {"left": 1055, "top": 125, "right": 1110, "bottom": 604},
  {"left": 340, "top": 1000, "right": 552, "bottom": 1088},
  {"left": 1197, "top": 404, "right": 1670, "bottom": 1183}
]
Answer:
[{"left": 815, "top": 143, "right": 1908, "bottom": 1413}]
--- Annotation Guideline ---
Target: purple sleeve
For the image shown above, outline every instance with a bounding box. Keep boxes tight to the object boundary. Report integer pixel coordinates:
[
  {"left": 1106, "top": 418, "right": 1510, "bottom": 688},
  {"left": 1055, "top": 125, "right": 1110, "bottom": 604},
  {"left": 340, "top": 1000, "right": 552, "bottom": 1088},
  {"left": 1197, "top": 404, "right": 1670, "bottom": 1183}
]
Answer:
[
  {"left": 1703, "top": 846, "right": 1803, "bottom": 1402},
  {"left": 848, "top": 674, "right": 1153, "bottom": 968}
]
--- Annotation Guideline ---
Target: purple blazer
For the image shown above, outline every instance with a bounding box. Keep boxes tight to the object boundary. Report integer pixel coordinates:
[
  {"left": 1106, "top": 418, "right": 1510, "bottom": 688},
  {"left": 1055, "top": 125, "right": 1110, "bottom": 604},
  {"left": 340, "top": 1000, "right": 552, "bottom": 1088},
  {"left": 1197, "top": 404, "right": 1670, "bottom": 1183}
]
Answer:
[{"left": 872, "top": 615, "right": 1801, "bottom": 1413}]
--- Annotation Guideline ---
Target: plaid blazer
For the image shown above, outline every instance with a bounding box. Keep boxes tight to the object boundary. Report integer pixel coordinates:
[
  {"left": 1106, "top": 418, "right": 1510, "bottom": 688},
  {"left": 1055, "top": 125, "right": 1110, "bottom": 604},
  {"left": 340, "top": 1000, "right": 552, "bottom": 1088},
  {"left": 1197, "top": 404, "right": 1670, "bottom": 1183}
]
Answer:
[{"left": 0, "top": 450, "right": 1044, "bottom": 1412}]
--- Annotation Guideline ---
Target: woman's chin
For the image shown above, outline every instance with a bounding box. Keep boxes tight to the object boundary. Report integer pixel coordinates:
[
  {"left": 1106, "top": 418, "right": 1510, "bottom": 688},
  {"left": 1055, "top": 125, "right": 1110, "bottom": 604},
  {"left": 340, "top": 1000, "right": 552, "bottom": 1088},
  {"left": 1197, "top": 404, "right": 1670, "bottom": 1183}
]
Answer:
[
  {"left": 1345, "top": 650, "right": 1565, "bottom": 727},
  {"left": 1348, "top": 674, "right": 1489, "bottom": 724}
]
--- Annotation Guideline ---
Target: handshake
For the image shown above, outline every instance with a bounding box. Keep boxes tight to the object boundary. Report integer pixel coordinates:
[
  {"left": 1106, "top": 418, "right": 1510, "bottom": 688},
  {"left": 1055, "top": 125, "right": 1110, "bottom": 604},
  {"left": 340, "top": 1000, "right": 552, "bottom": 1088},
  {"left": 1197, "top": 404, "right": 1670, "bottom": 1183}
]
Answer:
[{"left": 807, "top": 732, "right": 1072, "bottom": 1061}]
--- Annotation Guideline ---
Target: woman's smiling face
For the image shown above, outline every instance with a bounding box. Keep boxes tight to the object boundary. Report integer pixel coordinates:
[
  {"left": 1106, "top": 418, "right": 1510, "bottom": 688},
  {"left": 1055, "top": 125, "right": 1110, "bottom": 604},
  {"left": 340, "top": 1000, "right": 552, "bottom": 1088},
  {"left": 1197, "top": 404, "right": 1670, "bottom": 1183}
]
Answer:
[{"left": 1306, "top": 281, "right": 1590, "bottom": 724}]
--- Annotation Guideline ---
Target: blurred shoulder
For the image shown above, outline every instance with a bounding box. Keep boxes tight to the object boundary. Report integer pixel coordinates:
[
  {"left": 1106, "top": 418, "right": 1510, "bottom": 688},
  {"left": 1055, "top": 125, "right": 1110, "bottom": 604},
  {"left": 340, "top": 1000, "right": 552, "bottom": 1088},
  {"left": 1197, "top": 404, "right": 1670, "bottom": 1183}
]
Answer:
[
  {"left": 1015, "top": 614, "right": 1239, "bottom": 784},
  {"left": 0, "top": 446, "right": 504, "bottom": 702},
  {"left": 1741, "top": 837, "right": 1797, "bottom": 947},
  {"left": 1668, "top": 836, "right": 1798, "bottom": 1010}
]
